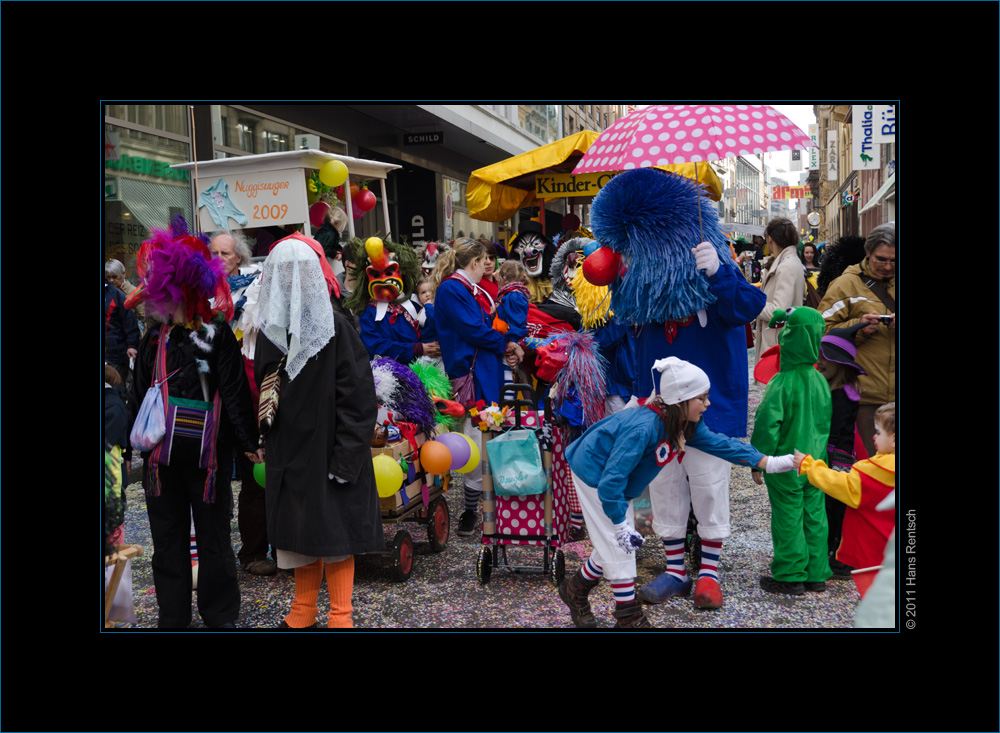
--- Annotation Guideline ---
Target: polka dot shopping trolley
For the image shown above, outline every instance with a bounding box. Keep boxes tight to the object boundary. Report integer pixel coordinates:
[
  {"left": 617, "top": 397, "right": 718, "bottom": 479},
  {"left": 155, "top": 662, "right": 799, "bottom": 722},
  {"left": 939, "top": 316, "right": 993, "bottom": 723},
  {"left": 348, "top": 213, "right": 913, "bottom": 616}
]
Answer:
[{"left": 474, "top": 384, "right": 568, "bottom": 585}]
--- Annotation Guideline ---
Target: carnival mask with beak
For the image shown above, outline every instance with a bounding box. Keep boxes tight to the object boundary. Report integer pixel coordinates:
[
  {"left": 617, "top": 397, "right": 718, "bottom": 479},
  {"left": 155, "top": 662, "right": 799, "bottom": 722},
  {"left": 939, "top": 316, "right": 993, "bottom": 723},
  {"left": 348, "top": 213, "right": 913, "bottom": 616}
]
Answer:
[{"left": 365, "top": 237, "right": 404, "bottom": 302}]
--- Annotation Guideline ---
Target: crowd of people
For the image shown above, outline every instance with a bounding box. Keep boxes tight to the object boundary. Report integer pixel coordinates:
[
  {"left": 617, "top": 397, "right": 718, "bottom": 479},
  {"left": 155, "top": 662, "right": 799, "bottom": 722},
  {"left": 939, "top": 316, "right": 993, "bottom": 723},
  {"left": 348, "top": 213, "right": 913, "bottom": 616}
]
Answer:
[{"left": 103, "top": 175, "right": 896, "bottom": 630}]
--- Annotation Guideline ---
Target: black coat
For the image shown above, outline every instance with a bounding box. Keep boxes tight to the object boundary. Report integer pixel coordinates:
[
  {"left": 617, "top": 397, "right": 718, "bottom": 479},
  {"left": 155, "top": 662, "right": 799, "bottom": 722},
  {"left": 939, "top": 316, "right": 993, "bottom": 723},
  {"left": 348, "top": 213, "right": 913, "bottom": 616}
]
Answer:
[
  {"left": 104, "top": 281, "right": 140, "bottom": 367},
  {"left": 255, "top": 311, "right": 383, "bottom": 557}
]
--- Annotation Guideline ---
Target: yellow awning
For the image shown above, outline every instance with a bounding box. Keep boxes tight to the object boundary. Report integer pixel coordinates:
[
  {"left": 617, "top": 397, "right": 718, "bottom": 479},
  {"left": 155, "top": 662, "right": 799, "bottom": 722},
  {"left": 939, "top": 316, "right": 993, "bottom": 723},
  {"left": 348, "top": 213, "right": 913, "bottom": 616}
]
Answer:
[{"left": 467, "top": 130, "right": 722, "bottom": 222}]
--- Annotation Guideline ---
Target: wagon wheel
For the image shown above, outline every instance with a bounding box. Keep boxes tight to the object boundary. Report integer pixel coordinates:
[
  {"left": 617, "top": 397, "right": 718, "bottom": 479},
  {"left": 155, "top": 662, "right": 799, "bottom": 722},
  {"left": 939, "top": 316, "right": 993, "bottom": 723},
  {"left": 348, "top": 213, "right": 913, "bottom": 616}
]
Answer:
[
  {"left": 550, "top": 549, "right": 566, "bottom": 585},
  {"left": 390, "top": 530, "right": 414, "bottom": 582},
  {"left": 427, "top": 496, "right": 450, "bottom": 552},
  {"left": 476, "top": 545, "right": 492, "bottom": 585}
]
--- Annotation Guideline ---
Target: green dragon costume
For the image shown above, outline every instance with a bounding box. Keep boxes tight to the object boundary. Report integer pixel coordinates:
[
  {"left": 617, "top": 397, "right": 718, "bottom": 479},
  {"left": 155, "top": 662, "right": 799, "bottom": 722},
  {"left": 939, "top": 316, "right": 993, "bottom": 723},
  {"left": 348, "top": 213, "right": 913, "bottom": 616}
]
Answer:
[{"left": 751, "top": 307, "right": 832, "bottom": 584}]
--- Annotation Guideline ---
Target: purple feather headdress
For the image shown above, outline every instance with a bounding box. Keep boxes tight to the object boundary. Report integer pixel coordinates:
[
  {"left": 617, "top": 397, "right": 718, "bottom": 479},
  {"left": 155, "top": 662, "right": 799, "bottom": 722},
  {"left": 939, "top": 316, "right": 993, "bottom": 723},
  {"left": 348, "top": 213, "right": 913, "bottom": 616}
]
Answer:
[
  {"left": 370, "top": 357, "right": 438, "bottom": 434},
  {"left": 130, "top": 215, "right": 231, "bottom": 324}
]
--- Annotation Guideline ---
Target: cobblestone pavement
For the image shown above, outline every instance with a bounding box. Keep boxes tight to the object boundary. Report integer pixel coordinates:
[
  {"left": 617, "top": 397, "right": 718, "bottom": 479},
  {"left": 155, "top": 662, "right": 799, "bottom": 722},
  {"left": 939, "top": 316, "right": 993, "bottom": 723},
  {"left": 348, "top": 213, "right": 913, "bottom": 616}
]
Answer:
[{"left": 111, "top": 350, "right": 864, "bottom": 631}]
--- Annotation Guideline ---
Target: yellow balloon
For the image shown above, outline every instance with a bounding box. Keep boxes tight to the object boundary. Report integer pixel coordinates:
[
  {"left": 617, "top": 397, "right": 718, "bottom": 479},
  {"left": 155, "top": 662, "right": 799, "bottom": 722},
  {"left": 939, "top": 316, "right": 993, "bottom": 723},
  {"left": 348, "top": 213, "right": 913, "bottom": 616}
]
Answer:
[
  {"left": 456, "top": 433, "right": 481, "bottom": 474},
  {"left": 373, "top": 454, "right": 404, "bottom": 497},
  {"left": 319, "top": 160, "right": 349, "bottom": 188}
]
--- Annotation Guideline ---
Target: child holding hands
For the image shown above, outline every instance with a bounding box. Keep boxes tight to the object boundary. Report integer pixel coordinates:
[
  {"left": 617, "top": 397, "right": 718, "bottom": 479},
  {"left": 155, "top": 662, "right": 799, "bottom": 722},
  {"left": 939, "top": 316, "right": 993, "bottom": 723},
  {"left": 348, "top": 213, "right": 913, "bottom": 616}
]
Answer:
[
  {"left": 794, "top": 402, "right": 895, "bottom": 574},
  {"left": 559, "top": 357, "right": 796, "bottom": 629},
  {"left": 751, "top": 307, "right": 833, "bottom": 596}
]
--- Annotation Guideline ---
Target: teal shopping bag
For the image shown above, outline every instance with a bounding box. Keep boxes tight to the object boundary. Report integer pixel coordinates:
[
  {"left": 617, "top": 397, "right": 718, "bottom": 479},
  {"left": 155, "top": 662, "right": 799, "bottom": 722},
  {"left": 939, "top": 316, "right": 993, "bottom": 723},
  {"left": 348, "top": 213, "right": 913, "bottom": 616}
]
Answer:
[{"left": 486, "top": 429, "right": 547, "bottom": 496}]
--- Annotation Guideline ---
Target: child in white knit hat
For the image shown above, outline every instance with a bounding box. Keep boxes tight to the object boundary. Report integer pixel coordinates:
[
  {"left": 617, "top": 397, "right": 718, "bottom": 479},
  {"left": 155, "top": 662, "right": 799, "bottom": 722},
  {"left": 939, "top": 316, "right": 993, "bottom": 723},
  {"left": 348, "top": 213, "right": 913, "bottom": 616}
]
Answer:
[{"left": 558, "top": 357, "right": 796, "bottom": 629}]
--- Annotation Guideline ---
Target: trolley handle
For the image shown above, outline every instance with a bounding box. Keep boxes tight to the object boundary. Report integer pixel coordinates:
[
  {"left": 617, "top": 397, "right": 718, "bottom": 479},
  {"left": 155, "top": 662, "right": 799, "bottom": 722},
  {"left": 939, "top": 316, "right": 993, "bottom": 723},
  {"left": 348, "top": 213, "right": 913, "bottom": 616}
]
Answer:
[{"left": 498, "top": 383, "right": 536, "bottom": 430}]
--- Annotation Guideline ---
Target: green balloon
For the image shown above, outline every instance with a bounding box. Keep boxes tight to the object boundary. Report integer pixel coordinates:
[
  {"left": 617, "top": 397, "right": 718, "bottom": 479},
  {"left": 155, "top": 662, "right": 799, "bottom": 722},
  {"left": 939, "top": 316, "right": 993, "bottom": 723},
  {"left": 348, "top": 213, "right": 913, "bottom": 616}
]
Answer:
[{"left": 253, "top": 462, "right": 266, "bottom": 488}]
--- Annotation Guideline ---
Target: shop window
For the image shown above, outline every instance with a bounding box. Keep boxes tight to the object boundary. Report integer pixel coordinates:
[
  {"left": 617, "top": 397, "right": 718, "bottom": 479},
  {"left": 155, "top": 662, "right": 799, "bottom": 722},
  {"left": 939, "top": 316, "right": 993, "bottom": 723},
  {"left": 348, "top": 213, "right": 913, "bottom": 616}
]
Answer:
[
  {"left": 212, "top": 105, "right": 343, "bottom": 158},
  {"left": 443, "top": 177, "right": 494, "bottom": 242},
  {"left": 517, "top": 105, "right": 560, "bottom": 144},
  {"left": 104, "top": 122, "right": 192, "bottom": 284},
  {"left": 105, "top": 104, "right": 188, "bottom": 136}
]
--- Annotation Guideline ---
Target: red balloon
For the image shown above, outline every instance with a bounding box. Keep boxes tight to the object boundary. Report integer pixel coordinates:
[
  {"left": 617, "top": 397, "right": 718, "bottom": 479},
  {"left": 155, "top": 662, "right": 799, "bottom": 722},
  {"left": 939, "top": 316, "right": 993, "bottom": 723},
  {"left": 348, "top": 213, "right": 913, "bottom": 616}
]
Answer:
[
  {"left": 356, "top": 189, "right": 377, "bottom": 213},
  {"left": 309, "top": 201, "right": 331, "bottom": 228},
  {"left": 582, "top": 247, "right": 622, "bottom": 286}
]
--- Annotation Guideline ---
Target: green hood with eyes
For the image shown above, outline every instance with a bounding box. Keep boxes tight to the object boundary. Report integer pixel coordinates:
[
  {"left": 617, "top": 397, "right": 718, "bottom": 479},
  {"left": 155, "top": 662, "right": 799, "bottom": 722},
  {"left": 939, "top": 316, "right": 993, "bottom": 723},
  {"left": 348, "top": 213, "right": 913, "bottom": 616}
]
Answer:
[
  {"left": 750, "top": 307, "right": 831, "bottom": 459},
  {"left": 774, "top": 306, "right": 825, "bottom": 370}
]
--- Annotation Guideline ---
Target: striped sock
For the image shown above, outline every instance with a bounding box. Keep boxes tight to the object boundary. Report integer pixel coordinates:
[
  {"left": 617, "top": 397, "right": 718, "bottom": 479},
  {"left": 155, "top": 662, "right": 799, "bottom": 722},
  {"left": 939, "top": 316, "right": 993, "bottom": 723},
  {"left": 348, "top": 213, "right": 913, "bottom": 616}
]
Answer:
[
  {"left": 580, "top": 557, "right": 603, "bottom": 582},
  {"left": 699, "top": 539, "right": 723, "bottom": 581},
  {"left": 464, "top": 486, "right": 481, "bottom": 513},
  {"left": 611, "top": 579, "right": 636, "bottom": 605},
  {"left": 662, "top": 538, "right": 686, "bottom": 581},
  {"left": 570, "top": 512, "right": 584, "bottom": 530},
  {"left": 190, "top": 514, "right": 198, "bottom": 566}
]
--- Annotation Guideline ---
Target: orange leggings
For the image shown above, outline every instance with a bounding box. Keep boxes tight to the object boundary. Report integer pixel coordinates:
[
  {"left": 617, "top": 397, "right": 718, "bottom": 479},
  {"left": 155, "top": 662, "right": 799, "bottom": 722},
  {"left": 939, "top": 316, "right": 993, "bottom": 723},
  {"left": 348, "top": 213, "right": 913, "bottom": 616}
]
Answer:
[{"left": 284, "top": 556, "right": 355, "bottom": 629}]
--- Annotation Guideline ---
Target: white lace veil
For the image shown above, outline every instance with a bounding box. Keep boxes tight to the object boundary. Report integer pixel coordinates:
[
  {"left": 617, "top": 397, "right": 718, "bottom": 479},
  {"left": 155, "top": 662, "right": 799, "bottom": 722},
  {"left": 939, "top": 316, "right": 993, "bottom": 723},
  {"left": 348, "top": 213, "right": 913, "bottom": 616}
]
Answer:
[{"left": 258, "top": 238, "right": 335, "bottom": 381}]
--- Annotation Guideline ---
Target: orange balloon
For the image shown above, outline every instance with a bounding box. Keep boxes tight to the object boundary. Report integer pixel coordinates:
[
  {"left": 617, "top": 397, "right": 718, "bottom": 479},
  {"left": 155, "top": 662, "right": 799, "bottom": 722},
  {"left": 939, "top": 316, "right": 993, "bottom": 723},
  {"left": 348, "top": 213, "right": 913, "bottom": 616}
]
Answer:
[{"left": 420, "top": 440, "right": 452, "bottom": 475}]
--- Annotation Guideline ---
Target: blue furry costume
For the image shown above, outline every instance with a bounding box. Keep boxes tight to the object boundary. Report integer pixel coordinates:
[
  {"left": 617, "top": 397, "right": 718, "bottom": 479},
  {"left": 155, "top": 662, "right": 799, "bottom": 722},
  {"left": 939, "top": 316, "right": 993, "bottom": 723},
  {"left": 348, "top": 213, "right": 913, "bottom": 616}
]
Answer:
[
  {"left": 589, "top": 168, "right": 765, "bottom": 610},
  {"left": 591, "top": 168, "right": 764, "bottom": 438}
]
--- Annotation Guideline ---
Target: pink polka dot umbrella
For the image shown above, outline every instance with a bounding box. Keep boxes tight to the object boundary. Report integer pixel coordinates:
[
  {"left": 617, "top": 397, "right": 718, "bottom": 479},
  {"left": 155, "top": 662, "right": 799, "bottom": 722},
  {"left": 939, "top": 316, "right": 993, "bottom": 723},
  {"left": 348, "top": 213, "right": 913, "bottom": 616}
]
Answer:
[
  {"left": 571, "top": 104, "right": 815, "bottom": 174},
  {"left": 572, "top": 104, "right": 816, "bottom": 237}
]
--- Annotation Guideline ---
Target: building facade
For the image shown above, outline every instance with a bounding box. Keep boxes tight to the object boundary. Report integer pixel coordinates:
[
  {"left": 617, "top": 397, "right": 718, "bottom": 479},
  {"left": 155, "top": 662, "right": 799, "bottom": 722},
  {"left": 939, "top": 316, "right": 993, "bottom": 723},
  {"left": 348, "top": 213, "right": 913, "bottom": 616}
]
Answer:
[
  {"left": 104, "top": 103, "right": 629, "bottom": 284},
  {"left": 813, "top": 104, "right": 896, "bottom": 243}
]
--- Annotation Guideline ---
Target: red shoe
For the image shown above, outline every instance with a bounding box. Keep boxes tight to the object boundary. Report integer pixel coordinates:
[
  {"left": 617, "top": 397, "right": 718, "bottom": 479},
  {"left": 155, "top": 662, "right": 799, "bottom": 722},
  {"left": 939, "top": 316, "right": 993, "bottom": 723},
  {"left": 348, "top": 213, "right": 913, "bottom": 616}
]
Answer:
[{"left": 693, "top": 577, "right": 723, "bottom": 610}]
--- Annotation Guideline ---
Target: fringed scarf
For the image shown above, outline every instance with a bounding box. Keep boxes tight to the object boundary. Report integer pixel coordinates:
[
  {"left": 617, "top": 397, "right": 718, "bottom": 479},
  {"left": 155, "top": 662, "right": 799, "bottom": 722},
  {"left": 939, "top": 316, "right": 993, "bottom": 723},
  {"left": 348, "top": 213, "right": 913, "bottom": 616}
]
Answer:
[{"left": 145, "top": 322, "right": 223, "bottom": 503}]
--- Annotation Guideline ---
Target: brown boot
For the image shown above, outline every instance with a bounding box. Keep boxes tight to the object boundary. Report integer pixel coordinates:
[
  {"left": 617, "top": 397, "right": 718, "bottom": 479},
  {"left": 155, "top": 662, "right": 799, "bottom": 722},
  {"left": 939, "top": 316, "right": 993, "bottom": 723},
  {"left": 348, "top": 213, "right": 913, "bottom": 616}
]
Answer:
[
  {"left": 612, "top": 599, "right": 654, "bottom": 629},
  {"left": 558, "top": 572, "right": 600, "bottom": 629}
]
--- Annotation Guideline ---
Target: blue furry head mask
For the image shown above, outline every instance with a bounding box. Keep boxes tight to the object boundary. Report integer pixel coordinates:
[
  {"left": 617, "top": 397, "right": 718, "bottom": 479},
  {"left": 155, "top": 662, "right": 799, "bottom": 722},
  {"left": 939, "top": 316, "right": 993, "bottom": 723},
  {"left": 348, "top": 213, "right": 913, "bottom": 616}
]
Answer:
[{"left": 590, "top": 168, "right": 735, "bottom": 325}]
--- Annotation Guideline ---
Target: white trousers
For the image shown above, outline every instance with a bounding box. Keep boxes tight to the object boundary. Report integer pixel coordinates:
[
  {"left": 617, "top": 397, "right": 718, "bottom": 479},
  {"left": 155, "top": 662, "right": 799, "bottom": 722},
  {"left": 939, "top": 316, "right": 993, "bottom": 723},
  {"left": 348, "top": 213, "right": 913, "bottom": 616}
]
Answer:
[
  {"left": 461, "top": 416, "right": 484, "bottom": 493},
  {"left": 647, "top": 445, "right": 732, "bottom": 542},
  {"left": 571, "top": 470, "right": 636, "bottom": 581}
]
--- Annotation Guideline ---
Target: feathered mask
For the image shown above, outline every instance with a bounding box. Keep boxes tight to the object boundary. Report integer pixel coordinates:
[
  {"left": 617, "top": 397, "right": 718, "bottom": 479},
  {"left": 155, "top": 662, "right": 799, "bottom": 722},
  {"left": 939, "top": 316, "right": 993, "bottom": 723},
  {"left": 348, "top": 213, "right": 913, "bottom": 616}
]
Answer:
[
  {"left": 124, "top": 215, "right": 233, "bottom": 324},
  {"left": 589, "top": 168, "right": 735, "bottom": 325},
  {"left": 538, "top": 330, "right": 608, "bottom": 428}
]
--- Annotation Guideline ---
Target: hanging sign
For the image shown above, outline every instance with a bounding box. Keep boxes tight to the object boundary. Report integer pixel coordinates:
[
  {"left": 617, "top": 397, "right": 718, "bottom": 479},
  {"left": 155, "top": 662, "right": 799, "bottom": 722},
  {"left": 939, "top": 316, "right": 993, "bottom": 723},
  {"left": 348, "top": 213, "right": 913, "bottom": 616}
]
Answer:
[
  {"left": 827, "top": 130, "right": 839, "bottom": 181},
  {"left": 195, "top": 168, "right": 307, "bottom": 232},
  {"left": 772, "top": 185, "right": 813, "bottom": 200},
  {"left": 852, "top": 104, "right": 881, "bottom": 171},
  {"left": 535, "top": 171, "right": 617, "bottom": 199},
  {"left": 872, "top": 105, "right": 896, "bottom": 144},
  {"left": 808, "top": 124, "right": 820, "bottom": 170},
  {"left": 405, "top": 131, "right": 445, "bottom": 145}
]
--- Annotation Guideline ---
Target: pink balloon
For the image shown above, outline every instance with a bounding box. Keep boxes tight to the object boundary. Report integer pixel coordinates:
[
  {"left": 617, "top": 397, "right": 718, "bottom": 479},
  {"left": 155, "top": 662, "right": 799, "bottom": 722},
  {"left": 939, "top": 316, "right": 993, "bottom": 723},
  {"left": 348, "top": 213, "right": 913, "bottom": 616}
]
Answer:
[{"left": 309, "top": 201, "right": 331, "bottom": 228}]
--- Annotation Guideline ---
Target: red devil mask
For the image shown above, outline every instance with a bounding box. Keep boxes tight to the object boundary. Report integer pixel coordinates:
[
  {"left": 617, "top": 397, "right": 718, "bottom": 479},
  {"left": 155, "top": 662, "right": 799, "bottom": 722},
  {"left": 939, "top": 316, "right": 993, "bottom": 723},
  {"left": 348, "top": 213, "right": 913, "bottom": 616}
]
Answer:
[{"left": 365, "top": 237, "right": 404, "bottom": 302}]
